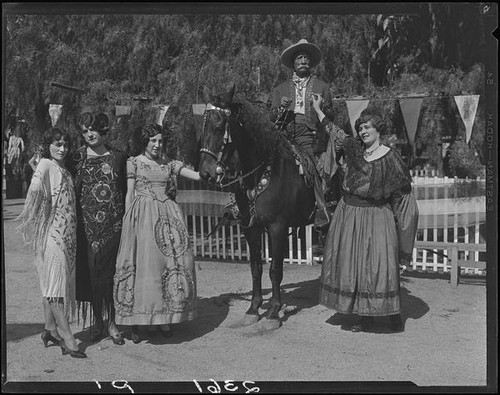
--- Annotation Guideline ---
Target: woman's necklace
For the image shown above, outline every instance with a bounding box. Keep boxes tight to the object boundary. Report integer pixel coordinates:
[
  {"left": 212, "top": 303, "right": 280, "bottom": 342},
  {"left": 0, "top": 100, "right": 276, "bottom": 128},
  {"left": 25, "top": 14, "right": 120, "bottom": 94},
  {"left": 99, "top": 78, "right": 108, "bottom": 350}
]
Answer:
[
  {"left": 144, "top": 153, "right": 167, "bottom": 170},
  {"left": 363, "top": 143, "right": 381, "bottom": 158}
]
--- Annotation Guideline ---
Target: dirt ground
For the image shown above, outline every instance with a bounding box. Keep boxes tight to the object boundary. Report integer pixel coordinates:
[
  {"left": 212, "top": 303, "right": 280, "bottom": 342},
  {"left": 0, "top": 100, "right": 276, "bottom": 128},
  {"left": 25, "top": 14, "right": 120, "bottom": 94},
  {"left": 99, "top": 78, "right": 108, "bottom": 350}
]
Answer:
[{"left": 1, "top": 197, "right": 491, "bottom": 393}]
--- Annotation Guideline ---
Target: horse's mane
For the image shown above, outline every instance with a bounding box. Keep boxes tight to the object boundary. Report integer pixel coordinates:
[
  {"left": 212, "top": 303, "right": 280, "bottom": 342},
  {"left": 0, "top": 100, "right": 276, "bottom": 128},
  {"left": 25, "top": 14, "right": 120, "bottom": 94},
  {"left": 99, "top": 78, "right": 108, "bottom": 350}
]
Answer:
[{"left": 232, "top": 95, "right": 284, "bottom": 160}]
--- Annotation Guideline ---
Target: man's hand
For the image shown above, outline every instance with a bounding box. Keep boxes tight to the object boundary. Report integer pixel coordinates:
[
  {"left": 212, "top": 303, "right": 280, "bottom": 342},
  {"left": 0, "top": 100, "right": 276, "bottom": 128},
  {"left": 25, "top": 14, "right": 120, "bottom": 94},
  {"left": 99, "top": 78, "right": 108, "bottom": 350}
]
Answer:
[{"left": 280, "top": 96, "right": 292, "bottom": 108}]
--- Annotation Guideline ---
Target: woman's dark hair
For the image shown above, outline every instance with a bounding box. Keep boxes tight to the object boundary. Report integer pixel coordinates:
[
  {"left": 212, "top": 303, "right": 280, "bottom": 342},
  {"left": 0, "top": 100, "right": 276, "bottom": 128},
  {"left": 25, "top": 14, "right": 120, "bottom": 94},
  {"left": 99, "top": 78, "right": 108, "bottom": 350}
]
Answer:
[
  {"left": 139, "top": 123, "right": 164, "bottom": 150},
  {"left": 40, "top": 128, "right": 72, "bottom": 158},
  {"left": 128, "top": 123, "right": 165, "bottom": 156},
  {"left": 354, "top": 112, "right": 388, "bottom": 136},
  {"left": 78, "top": 112, "right": 110, "bottom": 134}
]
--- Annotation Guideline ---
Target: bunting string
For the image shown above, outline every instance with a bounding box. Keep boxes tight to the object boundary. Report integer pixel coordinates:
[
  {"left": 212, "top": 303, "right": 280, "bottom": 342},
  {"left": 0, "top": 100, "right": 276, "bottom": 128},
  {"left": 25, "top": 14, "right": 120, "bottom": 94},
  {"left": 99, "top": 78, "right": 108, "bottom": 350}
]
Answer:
[{"left": 46, "top": 93, "right": 480, "bottom": 147}]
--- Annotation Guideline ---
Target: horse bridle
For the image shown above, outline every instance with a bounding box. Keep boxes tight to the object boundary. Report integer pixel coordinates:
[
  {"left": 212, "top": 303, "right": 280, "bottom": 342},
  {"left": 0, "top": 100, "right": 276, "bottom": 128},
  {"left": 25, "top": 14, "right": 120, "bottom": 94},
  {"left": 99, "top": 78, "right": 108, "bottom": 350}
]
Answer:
[
  {"left": 199, "top": 103, "right": 233, "bottom": 183},
  {"left": 199, "top": 102, "right": 267, "bottom": 191}
]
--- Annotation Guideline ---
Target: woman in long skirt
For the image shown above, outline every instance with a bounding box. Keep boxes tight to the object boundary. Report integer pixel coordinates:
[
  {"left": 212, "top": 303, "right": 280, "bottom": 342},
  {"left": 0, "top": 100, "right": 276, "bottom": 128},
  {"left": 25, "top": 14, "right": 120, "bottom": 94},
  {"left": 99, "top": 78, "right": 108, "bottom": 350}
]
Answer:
[
  {"left": 313, "top": 98, "right": 419, "bottom": 333},
  {"left": 114, "top": 123, "right": 200, "bottom": 343},
  {"left": 69, "top": 112, "right": 127, "bottom": 344}
]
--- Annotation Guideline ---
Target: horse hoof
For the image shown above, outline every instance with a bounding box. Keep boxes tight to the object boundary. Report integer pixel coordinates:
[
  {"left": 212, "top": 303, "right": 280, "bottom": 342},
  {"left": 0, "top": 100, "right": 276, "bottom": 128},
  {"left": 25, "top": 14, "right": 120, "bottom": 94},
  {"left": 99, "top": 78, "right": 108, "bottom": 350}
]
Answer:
[
  {"left": 228, "top": 314, "right": 260, "bottom": 328},
  {"left": 242, "top": 314, "right": 260, "bottom": 326},
  {"left": 260, "top": 318, "right": 281, "bottom": 331}
]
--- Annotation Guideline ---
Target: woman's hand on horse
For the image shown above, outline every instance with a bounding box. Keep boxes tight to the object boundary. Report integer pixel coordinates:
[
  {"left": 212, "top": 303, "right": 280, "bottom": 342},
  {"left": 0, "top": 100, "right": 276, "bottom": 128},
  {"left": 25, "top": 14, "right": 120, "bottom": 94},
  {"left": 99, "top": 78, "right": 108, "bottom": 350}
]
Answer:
[
  {"left": 311, "top": 94, "right": 323, "bottom": 111},
  {"left": 180, "top": 167, "right": 201, "bottom": 181}
]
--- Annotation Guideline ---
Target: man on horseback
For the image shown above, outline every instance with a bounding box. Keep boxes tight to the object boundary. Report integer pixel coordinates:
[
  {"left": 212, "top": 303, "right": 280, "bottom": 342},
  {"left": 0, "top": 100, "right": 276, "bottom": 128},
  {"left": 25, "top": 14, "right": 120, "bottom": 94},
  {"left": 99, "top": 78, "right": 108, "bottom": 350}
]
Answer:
[{"left": 269, "top": 39, "right": 334, "bottom": 230}]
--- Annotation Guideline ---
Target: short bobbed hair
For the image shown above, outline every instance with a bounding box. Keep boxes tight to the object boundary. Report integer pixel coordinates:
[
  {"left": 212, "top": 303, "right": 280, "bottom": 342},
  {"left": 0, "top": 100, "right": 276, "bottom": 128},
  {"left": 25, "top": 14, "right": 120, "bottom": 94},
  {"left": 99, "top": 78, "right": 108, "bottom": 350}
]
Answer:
[
  {"left": 40, "top": 128, "right": 72, "bottom": 159},
  {"left": 354, "top": 112, "right": 388, "bottom": 136},
  {"left": 78, "top": 112, "right": 110, "bottom": 135}
]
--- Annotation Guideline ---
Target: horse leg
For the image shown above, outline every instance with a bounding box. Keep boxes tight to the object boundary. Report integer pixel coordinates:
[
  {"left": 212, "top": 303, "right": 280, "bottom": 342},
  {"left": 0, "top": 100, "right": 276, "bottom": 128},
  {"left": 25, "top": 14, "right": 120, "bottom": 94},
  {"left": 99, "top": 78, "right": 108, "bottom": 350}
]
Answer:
[
  {"left": 230, "top": 225, "right": 263, "bottom": 328},
  {"left": 261, "top": 223, "right": 287, "bottom": 331}
]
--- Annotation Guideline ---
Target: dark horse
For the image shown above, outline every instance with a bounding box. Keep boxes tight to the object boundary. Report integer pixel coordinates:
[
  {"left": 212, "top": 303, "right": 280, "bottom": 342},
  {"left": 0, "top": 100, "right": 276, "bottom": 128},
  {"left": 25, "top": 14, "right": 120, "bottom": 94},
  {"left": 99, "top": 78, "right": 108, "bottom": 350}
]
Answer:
[{"left": 198, "top": 84, "right": 318, "bottom": 330}]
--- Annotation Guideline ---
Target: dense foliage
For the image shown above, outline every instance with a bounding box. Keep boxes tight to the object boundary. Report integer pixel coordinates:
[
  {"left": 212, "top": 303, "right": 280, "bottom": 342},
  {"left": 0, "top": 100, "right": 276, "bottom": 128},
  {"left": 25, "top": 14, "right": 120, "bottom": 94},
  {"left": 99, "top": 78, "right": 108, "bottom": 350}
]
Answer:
[{"left": 4, "top": 4, "right": 487, "bottom": 178}]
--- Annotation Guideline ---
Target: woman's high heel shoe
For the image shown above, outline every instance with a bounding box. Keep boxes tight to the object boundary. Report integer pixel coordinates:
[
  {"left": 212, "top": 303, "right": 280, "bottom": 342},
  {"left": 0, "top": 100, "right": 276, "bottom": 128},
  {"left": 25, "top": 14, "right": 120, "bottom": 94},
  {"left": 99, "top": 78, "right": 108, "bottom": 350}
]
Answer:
[
  {"left": 41, "top": 329, "right": 61, "bottom": 347},
  {"left": 108, "top": 330, "right": 125, "bottom": 345},
  {"left": 351, "top": 316, "right": 374, "bottom": 332},
  {"left": 60, "top": 340, "right": 87, "bottom": 359},
  {"left": 159, "top": 325, "right": 173, "bottom": 338},
  {"left": 131, "top": 326, "right": 141, "bottom": 344}
]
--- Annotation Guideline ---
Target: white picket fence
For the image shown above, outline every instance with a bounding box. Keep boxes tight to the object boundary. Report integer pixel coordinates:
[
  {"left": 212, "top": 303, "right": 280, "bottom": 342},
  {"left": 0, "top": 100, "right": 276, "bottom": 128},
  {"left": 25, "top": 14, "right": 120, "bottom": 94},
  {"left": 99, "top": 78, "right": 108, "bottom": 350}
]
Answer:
[
  {"left": 184, "top": 213, "right": 485, "bottom": 267},
  {"left": 178, "top": 175, "right": 487, "bottom": 285}
]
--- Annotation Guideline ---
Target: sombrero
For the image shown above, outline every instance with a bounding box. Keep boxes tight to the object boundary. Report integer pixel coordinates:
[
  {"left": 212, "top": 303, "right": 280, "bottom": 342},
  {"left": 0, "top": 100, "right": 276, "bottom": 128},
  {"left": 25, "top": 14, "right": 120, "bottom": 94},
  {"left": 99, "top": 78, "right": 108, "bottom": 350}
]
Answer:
[{"left": 280, "top": 39, "right": 322, "bottom": 69}]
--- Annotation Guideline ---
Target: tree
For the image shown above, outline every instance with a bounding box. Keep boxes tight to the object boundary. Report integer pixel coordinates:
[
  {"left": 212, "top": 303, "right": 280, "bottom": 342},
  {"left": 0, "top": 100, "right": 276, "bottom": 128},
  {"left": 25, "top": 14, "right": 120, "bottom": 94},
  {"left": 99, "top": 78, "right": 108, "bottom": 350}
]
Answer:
[{"left": 4, "top": 10, "right": 487, "bottom": 174}]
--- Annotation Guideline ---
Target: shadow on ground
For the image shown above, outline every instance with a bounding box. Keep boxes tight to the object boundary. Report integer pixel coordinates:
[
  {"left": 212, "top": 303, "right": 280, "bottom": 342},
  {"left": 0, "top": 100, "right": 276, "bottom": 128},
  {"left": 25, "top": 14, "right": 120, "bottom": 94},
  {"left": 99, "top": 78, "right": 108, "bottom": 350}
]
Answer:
[
  {"left": 325, "top": 285, "right": 430, "bottom": 334},
  {"left": 5, "top": 279, "right": 319, "bottom": 346},
  {"left": 73, "top": 293, "right": 233, "bottom": 348},
  {"left": 5, "top": 323, "right": 45, "bottom": 343}
]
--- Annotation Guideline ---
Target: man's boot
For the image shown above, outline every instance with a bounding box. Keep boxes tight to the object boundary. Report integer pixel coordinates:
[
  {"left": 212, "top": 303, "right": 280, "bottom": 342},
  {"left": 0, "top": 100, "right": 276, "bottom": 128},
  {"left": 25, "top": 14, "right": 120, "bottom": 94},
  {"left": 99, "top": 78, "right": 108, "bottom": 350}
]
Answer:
[
  {"left": 208, "top": 201, "right": 240, "bottom": 237},
  {"left": 313, "top": 207, "right": 330, "bottom": 233}
]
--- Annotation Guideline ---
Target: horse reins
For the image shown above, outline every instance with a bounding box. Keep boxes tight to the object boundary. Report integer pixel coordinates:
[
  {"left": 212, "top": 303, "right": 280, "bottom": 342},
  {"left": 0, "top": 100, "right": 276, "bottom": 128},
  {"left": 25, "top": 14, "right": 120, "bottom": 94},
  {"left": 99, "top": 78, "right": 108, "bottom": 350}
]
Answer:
[{"left": 199, "top": 102, "right": 269, "bottom": 229}]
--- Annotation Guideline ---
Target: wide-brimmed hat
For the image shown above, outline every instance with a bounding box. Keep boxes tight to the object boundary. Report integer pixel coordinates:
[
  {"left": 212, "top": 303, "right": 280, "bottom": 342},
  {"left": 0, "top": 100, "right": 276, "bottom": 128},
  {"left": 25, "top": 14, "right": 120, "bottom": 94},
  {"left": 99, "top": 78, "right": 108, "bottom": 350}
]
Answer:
[{"left": 280, "top": 39, "right": 322, "bottom": 69}]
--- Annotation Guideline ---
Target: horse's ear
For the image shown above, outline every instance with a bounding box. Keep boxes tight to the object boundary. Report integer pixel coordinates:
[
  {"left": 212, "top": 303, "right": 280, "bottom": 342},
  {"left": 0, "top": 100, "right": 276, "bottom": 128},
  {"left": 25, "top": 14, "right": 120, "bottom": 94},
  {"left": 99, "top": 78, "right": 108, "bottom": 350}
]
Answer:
[
  {"left": 223, "top": 83, "right": 235, "bottom": 105},
  {"left": 202, "top": 86, "right": 212, "bottom": 104}
]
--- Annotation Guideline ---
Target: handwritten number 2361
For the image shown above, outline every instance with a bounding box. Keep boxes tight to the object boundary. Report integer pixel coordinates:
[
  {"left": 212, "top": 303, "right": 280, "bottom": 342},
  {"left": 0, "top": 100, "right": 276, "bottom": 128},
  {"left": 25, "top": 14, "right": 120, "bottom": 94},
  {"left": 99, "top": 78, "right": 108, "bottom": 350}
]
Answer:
[{"left": 193, "top": 379, "right": 260, "bottom": 393}]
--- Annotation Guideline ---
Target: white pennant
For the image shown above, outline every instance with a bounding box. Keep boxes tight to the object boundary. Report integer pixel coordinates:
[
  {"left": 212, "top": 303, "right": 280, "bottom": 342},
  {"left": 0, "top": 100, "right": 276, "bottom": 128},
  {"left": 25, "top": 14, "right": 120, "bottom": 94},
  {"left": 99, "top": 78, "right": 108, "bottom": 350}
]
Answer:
[
  {"left": 155, "top": 105, "right": 169, "bottom": 126},
  {"left": 345, "top": 99, "right": 370, "bottom": 134},
  {"left": 49, "top": 104, "right": 63, "bottom": 127},
  {"left": 115, "top": 105, "right": 131, "bottom": 117},
  {"left": 192, "top": 104, "right": 207, "bottom": 116},
  {"left": 454, "top": 95, "right": 479, "bottom": 143},
  {"left": 441, "top": 142, "right": 451, "bottom": 158}
]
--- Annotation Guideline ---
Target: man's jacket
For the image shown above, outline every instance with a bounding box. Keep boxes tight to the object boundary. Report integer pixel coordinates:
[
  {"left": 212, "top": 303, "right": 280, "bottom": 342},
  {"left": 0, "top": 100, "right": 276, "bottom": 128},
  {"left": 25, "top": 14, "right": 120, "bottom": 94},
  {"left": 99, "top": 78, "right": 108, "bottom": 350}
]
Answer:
[{"left": 270, "top": 75, "right": 334, "bottom": 154}]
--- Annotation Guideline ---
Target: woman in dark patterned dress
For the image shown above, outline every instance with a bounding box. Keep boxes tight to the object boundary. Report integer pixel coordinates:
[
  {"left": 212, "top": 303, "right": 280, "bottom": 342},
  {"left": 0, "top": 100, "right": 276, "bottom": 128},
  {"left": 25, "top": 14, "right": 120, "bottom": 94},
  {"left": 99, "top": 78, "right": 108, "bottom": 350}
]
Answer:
[
  {"left": 70, "top": 112, "right": 127, "bottom": 344},
  {"left": 114, "top": 123, "right": 200, "bottom": 344},
  {"left": 313, "top": 97, "right": 419, "bottom": 333}
]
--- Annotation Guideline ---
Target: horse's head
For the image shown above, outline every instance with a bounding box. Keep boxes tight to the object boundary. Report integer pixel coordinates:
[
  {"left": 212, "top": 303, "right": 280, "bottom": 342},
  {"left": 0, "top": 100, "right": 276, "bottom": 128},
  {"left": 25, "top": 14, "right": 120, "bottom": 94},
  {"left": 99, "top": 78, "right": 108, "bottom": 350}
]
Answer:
[{"left": 198, "top": 83, "right": 237, "bottom": 185}]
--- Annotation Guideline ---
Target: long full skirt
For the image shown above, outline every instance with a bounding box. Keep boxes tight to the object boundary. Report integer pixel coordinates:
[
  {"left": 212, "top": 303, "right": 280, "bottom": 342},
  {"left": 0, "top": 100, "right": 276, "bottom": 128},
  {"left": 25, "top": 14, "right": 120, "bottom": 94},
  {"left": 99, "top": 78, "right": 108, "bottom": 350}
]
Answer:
[
  {"left": 114, "top": 195, "right": 197, "bottom": 326},
  {"left": 319, "top": 199, "right": 401, "bottom": 316}
]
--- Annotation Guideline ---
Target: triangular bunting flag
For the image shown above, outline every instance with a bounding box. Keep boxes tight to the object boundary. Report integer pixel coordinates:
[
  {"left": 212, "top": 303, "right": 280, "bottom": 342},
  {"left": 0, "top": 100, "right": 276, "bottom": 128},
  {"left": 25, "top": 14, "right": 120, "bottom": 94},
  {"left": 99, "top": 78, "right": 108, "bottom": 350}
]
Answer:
[
  {"left": 192, "top": 104, "right": 207, "bottom": 140},
  {"left": 192, "top": 104, "right": 206, "bottom": 116},
  {"left": 399, "top": 97, "right": 424, "bottom": 144},
  {"left": 345, "top": 99, "right": 369, "bottom": 134},
  {"left": 454, "top": 95, "right": 479, "bottom": 143},
  {"left": 441, "top": 142, "right": 451, "bottom": 158},
  {"left": 80, "top": 106, "right": 93, "bottom": 114},
  {"left": 155, "top": 105, "right": 169, "bottom": 126},
  {"left": 115, "top": 105, "right": 131, "bottom": 117},
  {"left": 49, "top": 104, "right": 63, "bottom": 127}
]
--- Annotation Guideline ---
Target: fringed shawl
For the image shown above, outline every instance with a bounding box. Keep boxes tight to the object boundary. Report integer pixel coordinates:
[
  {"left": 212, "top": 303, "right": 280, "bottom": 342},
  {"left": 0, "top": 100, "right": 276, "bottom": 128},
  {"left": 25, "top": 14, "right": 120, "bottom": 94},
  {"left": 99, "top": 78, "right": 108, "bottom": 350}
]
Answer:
[{"left": 17, "top": 158, "right": 62, "bottom": 255}]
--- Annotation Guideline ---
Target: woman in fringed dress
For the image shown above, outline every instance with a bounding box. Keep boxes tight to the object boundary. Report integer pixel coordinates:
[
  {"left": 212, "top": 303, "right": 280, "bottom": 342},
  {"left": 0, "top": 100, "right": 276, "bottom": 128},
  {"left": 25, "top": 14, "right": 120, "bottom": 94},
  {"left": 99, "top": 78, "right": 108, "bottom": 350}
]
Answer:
[
  {"left": 17, "top": 127, "right": 86, "bottom": 358},
  {"left": 313, "top": 97, "right": 419, "bottom": 333}
]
